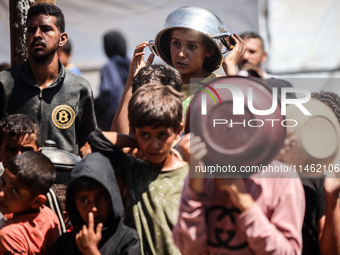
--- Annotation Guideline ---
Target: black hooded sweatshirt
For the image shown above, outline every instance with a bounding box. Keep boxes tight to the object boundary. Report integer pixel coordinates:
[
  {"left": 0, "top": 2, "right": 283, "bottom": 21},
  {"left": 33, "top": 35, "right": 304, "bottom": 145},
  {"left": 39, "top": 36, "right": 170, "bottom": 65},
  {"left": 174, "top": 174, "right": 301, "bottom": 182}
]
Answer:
[{"left": 48, "top": 152, "right": 140, "bottom": 255}]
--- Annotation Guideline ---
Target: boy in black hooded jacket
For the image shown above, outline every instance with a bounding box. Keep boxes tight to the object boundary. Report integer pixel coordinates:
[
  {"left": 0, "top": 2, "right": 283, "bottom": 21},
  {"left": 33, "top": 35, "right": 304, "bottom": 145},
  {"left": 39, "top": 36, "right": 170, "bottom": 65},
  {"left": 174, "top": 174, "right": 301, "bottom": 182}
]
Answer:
[{"left": 48, "top": 152, "right": 140, "bottom": 255}]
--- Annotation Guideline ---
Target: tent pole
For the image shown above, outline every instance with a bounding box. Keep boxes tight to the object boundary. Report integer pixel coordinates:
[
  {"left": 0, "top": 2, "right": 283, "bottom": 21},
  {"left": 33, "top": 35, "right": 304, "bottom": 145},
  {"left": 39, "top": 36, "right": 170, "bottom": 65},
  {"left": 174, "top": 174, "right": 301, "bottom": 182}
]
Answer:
[{"left": 9, "top": 0, "right": 56, "bottom": 67}]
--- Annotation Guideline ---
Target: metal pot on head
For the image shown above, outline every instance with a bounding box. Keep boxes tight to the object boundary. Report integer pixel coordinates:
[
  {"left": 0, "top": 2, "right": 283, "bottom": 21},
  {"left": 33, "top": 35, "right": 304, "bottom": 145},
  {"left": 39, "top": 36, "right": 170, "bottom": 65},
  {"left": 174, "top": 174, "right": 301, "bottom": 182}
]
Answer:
[{"left": 149, "top": 6, "right": 235, "bottom": 73}]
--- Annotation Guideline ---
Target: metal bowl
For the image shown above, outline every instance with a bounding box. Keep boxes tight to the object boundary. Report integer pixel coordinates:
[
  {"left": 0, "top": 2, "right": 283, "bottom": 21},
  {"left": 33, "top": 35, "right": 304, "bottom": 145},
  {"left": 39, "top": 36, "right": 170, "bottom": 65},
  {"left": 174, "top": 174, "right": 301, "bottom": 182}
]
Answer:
[
  {"left": 187, "top": 76, "right": 285, "bottom": 176},
  {"left": 41, "top": 140, "right": 81, "bottom": 185},
  {"left": 282, "top": 98, "right": 340, "bottom": 177},
  {"left": 153, "top": 6, "right": 234, "bottom": 73}
]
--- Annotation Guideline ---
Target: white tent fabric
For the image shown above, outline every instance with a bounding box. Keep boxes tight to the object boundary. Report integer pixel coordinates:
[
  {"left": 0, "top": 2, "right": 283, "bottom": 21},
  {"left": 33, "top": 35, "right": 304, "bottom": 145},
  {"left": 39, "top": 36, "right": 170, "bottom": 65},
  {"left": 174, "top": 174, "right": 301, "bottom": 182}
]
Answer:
[
  {"left": 1, "top": 0, "right": 339, "bottom": 94},
  {"left": 0, "top": 0, "right": 258, "bottom": 94},
  {"left": 259, "top": 0, "right": 340, "bottom": 75},
  {"left": 0, "top": 0, "right": 258, "bottom": 68}
]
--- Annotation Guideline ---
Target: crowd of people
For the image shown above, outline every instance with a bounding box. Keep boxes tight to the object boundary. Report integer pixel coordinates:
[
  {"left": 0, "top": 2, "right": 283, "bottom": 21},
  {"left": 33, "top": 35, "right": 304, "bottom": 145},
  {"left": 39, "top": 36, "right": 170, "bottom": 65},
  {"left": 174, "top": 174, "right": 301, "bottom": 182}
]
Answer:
[{"left": 0, "top": 3, "right": 339, "bottom": 255}]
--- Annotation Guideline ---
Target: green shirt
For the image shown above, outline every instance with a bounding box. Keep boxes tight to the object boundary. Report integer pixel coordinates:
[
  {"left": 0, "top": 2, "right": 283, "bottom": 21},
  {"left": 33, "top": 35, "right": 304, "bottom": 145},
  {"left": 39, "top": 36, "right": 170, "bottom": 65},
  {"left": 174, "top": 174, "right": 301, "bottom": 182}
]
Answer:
[
  {"left": 92, "top": 130, "right": 189, "bottom": 255},
  {"left": 127, "top": 165, "right": 189, "bottom": 255}
]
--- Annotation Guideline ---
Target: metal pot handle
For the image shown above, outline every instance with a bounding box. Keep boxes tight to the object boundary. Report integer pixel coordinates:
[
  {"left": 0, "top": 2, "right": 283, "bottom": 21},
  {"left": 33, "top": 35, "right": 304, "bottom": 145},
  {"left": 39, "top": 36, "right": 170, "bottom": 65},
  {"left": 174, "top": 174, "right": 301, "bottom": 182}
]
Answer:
[
  {"left": 212, "top": 32, "right": 236, "bottom": 54},
  {"left": 148, "top": 40, "right": 159, "bottom": 56}
]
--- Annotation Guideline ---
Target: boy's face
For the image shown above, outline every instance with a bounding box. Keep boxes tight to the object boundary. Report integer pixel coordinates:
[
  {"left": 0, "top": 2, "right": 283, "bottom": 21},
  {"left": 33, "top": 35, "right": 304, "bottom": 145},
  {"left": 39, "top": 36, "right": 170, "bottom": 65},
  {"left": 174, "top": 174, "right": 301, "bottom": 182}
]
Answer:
[
  {"left": 0, "top": 169, "right": 37, "bottom": 215},
  {"left": 132, "top": 126, "right": 180, "bottom": 167},
  {"left": 75, "top": 185, "right": 113, "bottom": 227},
  {"left": 0, "top": 134, "right": 39, "bottom": 167},
  {"left": 169, "top": 28, "right": 213, "bottom": 78}
]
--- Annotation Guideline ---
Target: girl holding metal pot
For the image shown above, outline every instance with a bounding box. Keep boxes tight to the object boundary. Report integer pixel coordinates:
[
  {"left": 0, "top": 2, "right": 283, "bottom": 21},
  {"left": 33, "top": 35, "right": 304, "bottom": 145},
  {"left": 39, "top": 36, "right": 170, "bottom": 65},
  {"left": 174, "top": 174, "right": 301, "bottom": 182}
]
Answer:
[
  {"left": 110, "top": 5, "right": 244, "bottom": 132},
  {"left": 150, "top": 6, "right": 245, "bottom": 115}
]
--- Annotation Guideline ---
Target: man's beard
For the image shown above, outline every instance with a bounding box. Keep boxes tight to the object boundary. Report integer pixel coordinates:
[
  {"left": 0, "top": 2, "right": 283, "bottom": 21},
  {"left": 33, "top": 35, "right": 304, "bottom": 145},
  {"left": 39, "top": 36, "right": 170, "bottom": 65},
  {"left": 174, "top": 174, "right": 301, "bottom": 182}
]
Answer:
[{"left": 28, "top": 39, "right": 59, "bottom": 65}]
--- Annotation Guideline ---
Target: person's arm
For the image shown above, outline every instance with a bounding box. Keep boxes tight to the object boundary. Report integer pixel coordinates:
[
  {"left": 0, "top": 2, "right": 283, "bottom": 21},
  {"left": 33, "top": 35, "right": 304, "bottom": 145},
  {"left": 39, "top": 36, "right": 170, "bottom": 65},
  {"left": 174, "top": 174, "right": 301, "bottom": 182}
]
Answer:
[
  {"left": 88, "top": 129, "right": 137, "bottom": 183},
  {"left": 0, "top": 226, "right": 28, "bottom": 254},
  {"left": 172, "top": 176, "right": 208, "bottom": 254},
  {"left": 178, "top": 133, "right": 206, "bottom": 194},
  {"left": 216, "top": 178, "right": 254, "bottom": 212},
  {"left": 88, "top": 129, "right": 138, "bottom": 151},
  {"left": 172, "top": 133, "right": 208, "bottom": 254},
  {"left": 222, "top": 34, "right": 245, "bottom": 76},
  {"left": 101, "top": 131, "right": 137, "bottom": 149},
  {"left": 235, "top": 177, "right": 304, "bottom": 254},
  {"left": 319, "top": 172, "right": 340, "bottom": 255},
  {"left": 79, "top": 142, "right": 92, "bottom": 159},
  {"left": 79, "top": 87, "right": 98, "bottom": 158},
  {"left": 110, "top": 42, "right": 154, "bottom": 133}
]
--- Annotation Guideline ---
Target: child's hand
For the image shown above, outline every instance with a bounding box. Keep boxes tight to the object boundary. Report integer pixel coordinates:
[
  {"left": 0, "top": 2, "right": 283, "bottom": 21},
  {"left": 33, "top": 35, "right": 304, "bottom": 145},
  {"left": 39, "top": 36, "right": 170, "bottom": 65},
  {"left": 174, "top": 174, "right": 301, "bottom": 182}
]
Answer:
[
  {"left": 222, "top": 33, "right": 246, "bottom": 76},
  {"left": 127, "top": 42, "right": 155, "bottom": 81},
  {"left": 178, "top": 133, "right": 207, "bottom": 163},
  {"left": 75, "top": 212, "right": 103, "bottom": 255},
  {"left": 171, "top": 148, "right": 183, "bottom": 160},
  {"left": 179, "top": 133, "right": 207, "bottom": 195},
  {"left": 216, "top": 178, "right": 254, "bottom": 212},
  {"left": 324, "top": 172, "right": 340, "bottom": 205},
  {"left": 276, "top": 129, "right": 296, "bottom": 161},
  {"left": 79, "top": 142, "right": 92, "bottom": 158}
]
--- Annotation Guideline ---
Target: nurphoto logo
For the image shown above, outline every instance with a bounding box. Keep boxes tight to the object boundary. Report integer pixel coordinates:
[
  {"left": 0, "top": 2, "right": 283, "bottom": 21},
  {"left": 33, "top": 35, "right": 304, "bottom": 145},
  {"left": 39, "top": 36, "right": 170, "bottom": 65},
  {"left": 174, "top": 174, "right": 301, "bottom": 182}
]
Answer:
[
  {"left": 200, "top": 84, "right": 311, "bottom": 116},
  {"left": 199, "top": 83, "right": 311, "bottom": 128}
]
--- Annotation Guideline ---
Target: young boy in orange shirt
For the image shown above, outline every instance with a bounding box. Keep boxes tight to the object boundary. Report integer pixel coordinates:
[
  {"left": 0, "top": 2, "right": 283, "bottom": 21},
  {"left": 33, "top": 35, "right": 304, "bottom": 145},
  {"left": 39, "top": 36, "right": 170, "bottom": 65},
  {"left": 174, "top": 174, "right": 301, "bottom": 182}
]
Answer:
[
  {"left": 0, "top": 151, "right": 60, "bottom": 254},
  {"left": 0, "top": 114, "right": 66, "bottom": 233}
]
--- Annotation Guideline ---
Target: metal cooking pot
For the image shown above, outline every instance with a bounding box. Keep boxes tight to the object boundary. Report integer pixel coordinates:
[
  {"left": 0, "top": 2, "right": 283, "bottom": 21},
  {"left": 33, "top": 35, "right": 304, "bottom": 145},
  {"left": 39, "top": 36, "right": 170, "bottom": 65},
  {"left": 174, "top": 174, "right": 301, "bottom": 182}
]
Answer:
[
  {"left": 187, "top": 76, "right": 285, "bottom": 177},
  {"left": 151, "top": 6, "right": 235, "bottom": 73},
  {"left": 282, "top": 98, "right": 340, "bottom": 177},
  {"left": 41, "top": 140, "right": 81, "bottom": 185}
]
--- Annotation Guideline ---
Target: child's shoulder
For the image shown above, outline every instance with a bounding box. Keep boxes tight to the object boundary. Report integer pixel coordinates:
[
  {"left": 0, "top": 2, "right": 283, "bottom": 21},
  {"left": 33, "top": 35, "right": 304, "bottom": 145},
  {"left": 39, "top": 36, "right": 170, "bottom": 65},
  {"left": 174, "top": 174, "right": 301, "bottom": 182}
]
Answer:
[
  {"left": 169, "top": 162, "right": 189, "bottom": 172},
  {"left": 6, "top": 206, "right": 58, "bottom": 226},
  {"left": 161, "top": 151, "right": 189, "bottom": 172},
  {"left": 41, "top": 205, "right": 60, "bottom": 222}
]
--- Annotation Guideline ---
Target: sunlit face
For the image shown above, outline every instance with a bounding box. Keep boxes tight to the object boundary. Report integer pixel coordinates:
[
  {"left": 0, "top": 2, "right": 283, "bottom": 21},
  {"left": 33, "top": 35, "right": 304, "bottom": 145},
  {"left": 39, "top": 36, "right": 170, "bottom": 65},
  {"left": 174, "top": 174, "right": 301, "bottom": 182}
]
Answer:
[
  {"left": 169, "top": 29, "right": 213, "bottom": 80},
  {"left": 237, "top": 38, "right": 266, "bottom": 70},
  {"left": 0, "top": 169, "right": 36, "bottom": 215},
  {"left": 75, "top": 185, "right": 113, "bottom": 228},
  {"left": 133, "top": 126, "right": 180, "bottom": 168},
  {"left": 0, "top": 134, "right": 38, "bottom": 168},
  {"left": 26, "top": 14, "right": 63, "bottom": 62}
]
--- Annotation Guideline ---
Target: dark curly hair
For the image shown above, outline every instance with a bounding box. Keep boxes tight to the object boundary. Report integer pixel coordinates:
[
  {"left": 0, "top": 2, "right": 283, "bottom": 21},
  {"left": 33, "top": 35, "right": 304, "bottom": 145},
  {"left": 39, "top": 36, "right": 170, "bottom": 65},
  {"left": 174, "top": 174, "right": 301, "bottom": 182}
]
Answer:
[
  {"left": 311, "top": 90, "right": 340, "bottom": 123},
  {"left": 0, "top": 114, "right": 41, "bottom": 148},
  {"left": 27, "top": 3, "right": 65, "bottom": 33},
  {"left": 132, "top": 64, "right": 182, "bottom": 93},
  {"left": 6, "top": 151, "right": 56, "bottom": 196}
]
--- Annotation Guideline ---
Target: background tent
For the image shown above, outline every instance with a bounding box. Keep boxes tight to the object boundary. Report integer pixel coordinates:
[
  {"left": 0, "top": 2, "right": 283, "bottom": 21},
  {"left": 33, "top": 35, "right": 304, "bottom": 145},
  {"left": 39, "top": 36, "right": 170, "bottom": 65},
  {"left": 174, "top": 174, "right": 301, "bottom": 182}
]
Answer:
[{"left": 0, "top": 0, "right": 339, "bottom": 95}]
